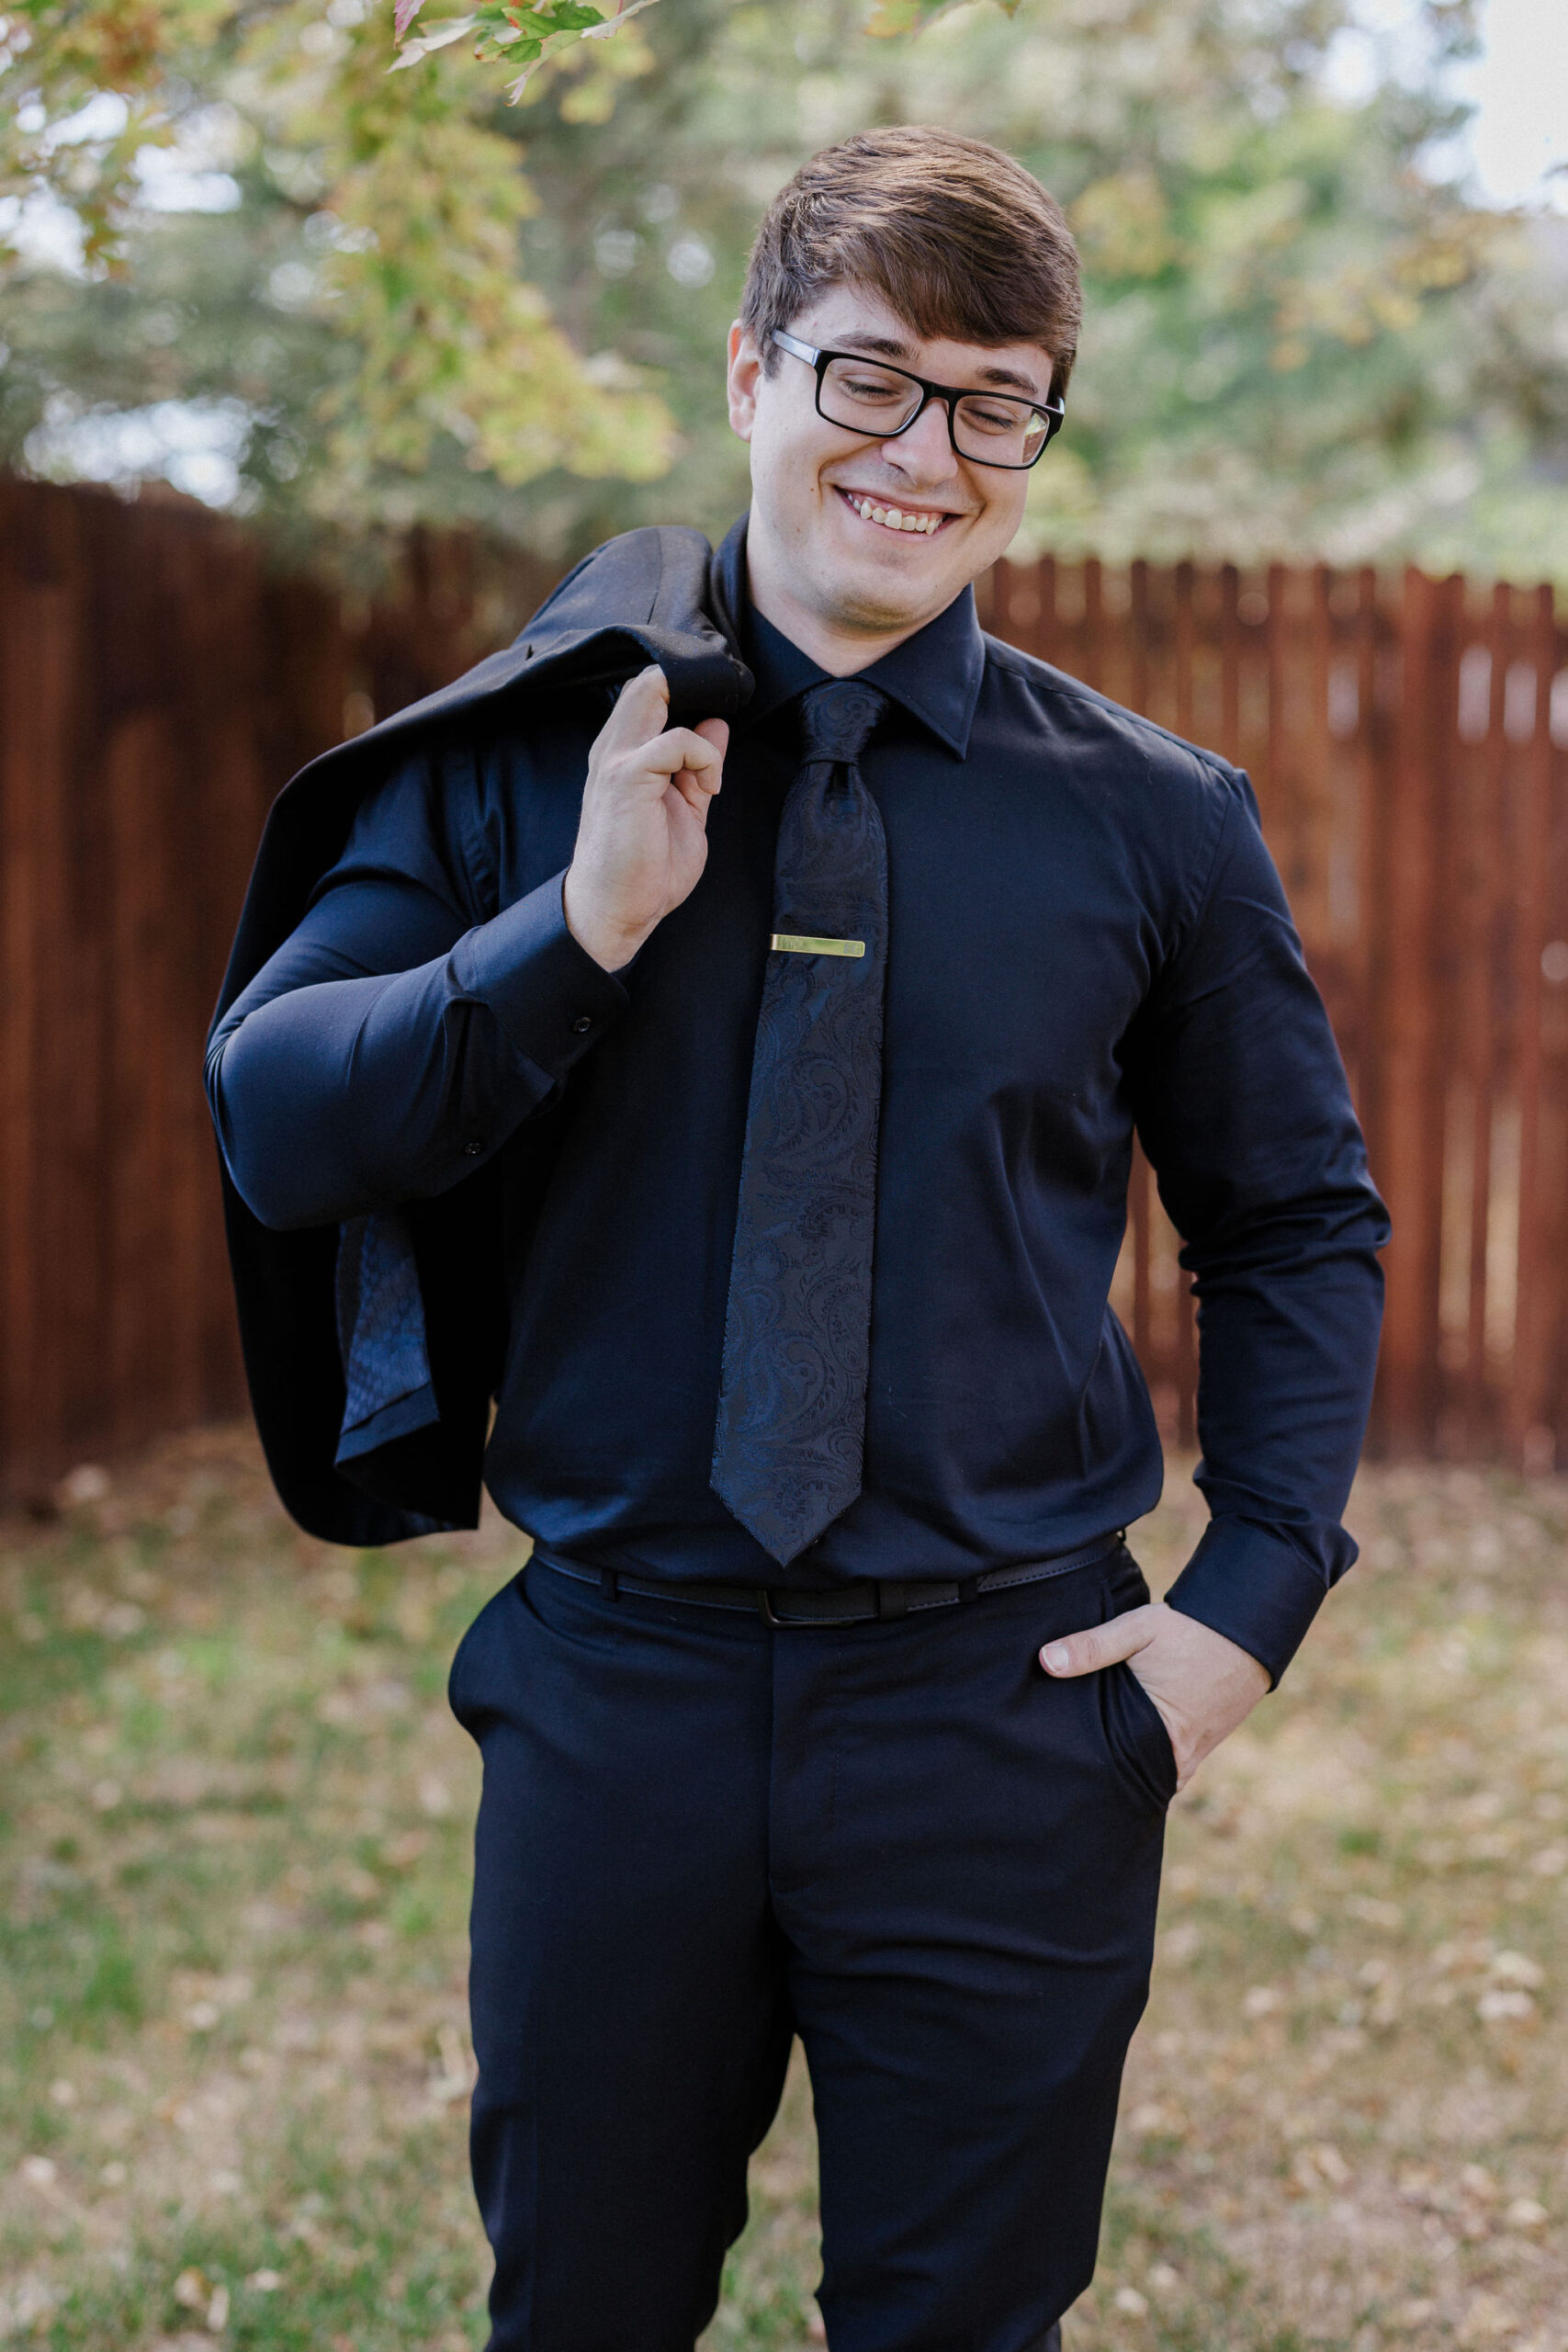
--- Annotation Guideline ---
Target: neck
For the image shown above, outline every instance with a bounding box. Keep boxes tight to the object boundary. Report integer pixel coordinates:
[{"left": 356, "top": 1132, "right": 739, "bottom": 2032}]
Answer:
[{"left": 745, "top": 537, "right": 926, "bottom": 678}]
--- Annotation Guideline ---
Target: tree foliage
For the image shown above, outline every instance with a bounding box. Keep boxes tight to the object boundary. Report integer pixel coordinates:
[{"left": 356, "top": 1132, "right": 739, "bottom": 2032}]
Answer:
[
  {"left": 504, "top": 0, "right": 1567, "bottom": 576},
  {"left": 1, "top": 0, "right": 679, "bottom": 524},
  {"left": 3, "top": 0, "right": 1563, "bottom": 579}
]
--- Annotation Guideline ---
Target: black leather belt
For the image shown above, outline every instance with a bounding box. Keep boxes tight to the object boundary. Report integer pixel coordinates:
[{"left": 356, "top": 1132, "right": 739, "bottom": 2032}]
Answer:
[{"left": 531, "top": 1532, "right": 1124, "bottom": 1628}]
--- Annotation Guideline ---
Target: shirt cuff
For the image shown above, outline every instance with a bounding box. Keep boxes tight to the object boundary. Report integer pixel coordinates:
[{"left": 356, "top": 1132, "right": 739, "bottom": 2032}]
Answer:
[
  {"left": 454, "top": 869, "right": 629, "bottom": 1080},
  {"left": 1161, "top": 1518, "right": 1337, "bottom": 1688}
]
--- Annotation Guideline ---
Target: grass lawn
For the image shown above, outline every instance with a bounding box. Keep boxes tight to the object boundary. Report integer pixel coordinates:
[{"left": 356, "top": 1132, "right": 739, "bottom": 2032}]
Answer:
[{"left": 2, "top": 1428, "right": 1565, "bottom": 2351}]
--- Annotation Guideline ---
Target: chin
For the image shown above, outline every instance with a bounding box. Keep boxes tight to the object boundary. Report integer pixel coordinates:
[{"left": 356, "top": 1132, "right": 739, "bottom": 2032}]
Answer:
[
  {"left": 824, "top": 537, "right": 942, "bottom": 608},
  {"left": 829, "top": 567, "right": 950, "bottom": 634}
]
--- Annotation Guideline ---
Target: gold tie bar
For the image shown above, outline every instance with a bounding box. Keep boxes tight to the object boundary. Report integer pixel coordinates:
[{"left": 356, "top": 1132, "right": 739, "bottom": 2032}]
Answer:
[{"left": 770, "top": 933, "right": 865, "bottom": 958}]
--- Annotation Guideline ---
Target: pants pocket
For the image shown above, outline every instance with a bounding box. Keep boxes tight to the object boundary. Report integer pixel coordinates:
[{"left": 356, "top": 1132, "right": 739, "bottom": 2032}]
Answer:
[
  {"left": 446, "top": 1574, "right": 525, "bottom": 1736},
  {"left": 1100, "top": 1657, "right": 1179, "bottom": 1812}
]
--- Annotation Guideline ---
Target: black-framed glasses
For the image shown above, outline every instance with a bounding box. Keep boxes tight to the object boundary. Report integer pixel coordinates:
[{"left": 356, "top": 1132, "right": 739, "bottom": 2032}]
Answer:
[{"left": 772, "top": 329, "right": 1065, "bottom": 470}]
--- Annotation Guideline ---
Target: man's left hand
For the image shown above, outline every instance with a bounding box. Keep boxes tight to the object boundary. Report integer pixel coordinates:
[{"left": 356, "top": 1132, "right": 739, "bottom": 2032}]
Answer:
[{"left": 1039, "top": 1603, "right": 1269, "bottom": 1790}]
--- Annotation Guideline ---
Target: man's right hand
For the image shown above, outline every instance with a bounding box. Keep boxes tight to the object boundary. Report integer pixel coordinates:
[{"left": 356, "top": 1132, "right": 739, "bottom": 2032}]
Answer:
[{"left": 562, "top": 665, "right": 729, "bottom": 972}]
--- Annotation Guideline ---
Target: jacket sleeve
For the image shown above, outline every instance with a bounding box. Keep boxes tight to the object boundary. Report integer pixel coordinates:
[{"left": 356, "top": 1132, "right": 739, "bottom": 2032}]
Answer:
[
  {"left": 1124, "top": 771, "right": 1389, "bottom": 1685},
  {"left": 207, "top": 742, "right": 627, "bottom": 1232}
]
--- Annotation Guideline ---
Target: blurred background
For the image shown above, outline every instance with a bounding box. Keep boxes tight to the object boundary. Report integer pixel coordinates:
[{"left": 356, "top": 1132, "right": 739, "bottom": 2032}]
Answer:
[
  {"left": 2, "top": 4, "right": 1567, "bottom": 2347},
  {"left": 5, "top": 0, "right": 1566, "bottom": 572}
]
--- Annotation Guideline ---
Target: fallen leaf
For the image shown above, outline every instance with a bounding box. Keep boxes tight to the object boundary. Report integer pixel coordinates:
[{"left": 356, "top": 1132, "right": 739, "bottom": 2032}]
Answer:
[
  {"left": 431, "top": 2019, "right": 475, "bottom": 2101},
  {"left": 382, "top": 1828, "right": 428, "bottom": 1868},
  {"left": 1476, "top": 1987, "right": 1535, "bottom": 2022},
  {"left": 1459, "top": 2293, "right": 1518, "bottom": 2344},
  {"left": 1489, "top": 1950, "right": 1544, "bottom": 1988},
  {"left": 1344, "top": 1894, "right": 1403, "bottom": 1928},
  {"left": 61, "top": 1464, "right": 111, "bottom": 1505},
  {"left": 1292, "top": 2142, "right": 1352, "bottom": 2189},
  {"left": 1127, "top": 2100, "right": 1185, "bottom": 2138}
]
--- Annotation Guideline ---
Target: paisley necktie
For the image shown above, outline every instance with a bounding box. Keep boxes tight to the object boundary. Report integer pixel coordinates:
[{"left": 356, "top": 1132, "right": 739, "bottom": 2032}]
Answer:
[{"left": 710, "top": 678, "right": 890, "bottom": 1566}]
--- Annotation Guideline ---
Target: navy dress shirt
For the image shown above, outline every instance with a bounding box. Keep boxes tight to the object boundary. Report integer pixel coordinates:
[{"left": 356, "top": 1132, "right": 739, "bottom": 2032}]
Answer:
[{"left": 209, "top": 539, "right": 1387, "bottom": 1683}]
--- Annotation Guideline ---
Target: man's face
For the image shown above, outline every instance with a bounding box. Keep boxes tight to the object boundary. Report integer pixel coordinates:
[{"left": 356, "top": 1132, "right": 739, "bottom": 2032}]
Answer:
[{"left": 728, "top": 281, "right": 1054, "bottom": 650}]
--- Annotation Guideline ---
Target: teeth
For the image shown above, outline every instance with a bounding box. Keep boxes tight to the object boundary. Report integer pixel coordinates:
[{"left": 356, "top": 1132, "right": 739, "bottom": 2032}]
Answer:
[{"left": 848, "top": 494, "right": 941, "bottom": 536}]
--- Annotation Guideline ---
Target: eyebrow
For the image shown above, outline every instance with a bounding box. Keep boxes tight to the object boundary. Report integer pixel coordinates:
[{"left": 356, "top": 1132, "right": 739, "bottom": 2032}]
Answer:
[{"left": 832, "top": 331, "right": 1046, "bottom": 401}]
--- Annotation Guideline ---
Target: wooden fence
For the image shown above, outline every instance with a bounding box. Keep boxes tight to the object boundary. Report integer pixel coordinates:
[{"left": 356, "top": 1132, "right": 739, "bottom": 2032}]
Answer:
[
  {"left": 0, "top": 479, "right": 552, "bottom": 1504},
  {"left": 2, "top": 475, "right": 1565, "bottom": 1501},
  {"left": 977, "top": 557, "right": 1568, "bottom": 1465}
]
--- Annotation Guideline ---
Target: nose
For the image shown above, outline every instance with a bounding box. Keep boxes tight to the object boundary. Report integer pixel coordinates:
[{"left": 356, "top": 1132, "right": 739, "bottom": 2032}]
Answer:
[{"left": 880, "top": 396, "right": 959, "bottom": 484}]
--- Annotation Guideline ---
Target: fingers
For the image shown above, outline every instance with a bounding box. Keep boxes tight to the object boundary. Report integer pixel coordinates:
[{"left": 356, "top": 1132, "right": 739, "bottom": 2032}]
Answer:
[
  {"left": 676, "top": 718, "right": 729, "bottom": 811},
  {"left": 653, "top": 722, "right": 727, "bottom": 827},
  {"left": 1039, "top": 1605, "right": 1157, "bottom": 1679},
  {"left": 596, "top": 672, "right": 729, "bottom": 802},
  {"left": 601, "top": 664, "right": 671, "bottom": 748},
  {"left": 590, "top": 669, "right": 727, "bottom": 831},
  {"left": 603, "top": 673, "right": 728, "bottom": 764},
  {"left": 643, "top": 725, "right": 726, "bottom": 785}
]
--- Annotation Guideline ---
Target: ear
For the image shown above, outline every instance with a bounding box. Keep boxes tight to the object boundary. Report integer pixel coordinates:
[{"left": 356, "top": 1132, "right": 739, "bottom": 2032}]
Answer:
[{"left": 727, "top": 322, "right": 762, "bottom": 444}]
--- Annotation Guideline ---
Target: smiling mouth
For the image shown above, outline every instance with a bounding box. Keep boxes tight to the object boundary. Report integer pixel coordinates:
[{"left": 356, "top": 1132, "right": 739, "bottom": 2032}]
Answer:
[{"left": 837, "top": 487, "right": 953, "bottom": 537}]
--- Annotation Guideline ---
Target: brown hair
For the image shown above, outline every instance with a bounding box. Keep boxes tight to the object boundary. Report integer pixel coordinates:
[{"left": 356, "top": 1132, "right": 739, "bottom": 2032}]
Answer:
[{"left": 740, "top": 126, "right": 1081, "bottom": 399}]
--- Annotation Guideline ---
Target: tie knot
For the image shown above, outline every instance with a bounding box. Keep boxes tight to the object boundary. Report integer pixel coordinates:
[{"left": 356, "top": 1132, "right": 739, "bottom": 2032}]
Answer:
[{"left": 798, "top": 679, "right": 887, "bottom": 766}]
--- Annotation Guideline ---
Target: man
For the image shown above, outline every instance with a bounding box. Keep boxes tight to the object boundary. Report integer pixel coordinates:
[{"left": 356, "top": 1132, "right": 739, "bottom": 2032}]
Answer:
[{"left": 209, "top": 127, "right": 1386, "bottom": 2352}]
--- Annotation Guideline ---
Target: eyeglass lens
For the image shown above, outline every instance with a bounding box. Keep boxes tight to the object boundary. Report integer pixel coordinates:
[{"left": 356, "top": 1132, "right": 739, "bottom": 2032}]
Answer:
[{"left": 819, "top": 355, "right": 1050, "bottom": 467}]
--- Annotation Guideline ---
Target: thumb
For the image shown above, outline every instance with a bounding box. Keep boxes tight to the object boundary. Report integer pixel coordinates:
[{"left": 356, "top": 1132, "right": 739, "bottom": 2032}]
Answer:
[
  {"left": 1039, "top": 1605, "right": 1157, "bottom": 1679},
  {"left": 692, "top": 716, "right": 730, "bottom": 755}
]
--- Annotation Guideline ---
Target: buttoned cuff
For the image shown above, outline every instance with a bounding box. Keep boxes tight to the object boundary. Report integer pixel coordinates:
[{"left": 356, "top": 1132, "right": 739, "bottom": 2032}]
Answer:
[
  {"left": 455, "top": 869, "right": 629, "bottom": 1080},
  {"left": 1162, "top": 1518, "right": 1336, "bottom": 1688}
]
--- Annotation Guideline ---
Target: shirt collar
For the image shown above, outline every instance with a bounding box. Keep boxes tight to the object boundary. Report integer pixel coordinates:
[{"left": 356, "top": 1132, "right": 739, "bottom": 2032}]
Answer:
[{"left": 719, "top": 513, "right": 986, "bottom": 761}]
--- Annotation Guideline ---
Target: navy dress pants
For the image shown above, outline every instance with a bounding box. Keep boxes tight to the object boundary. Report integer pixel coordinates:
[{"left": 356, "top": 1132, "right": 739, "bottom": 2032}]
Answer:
[{"left": 448, "top": 1543, "right": 1175, "bottom": 2352}]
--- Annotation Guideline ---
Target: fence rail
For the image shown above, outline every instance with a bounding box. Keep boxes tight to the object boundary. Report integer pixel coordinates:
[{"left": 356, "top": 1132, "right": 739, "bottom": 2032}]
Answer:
[{"left": 2, "top": 478, "right": 1564, "bottom": 1500}]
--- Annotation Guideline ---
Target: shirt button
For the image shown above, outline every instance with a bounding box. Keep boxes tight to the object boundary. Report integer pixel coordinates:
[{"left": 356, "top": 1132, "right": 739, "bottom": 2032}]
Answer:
[
  {"left": 571, "top": 1014, "right": 593, "bottom": 1034},
  {"left": 462, "top": 1141, "right": 484, "bottom": 1157}
]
